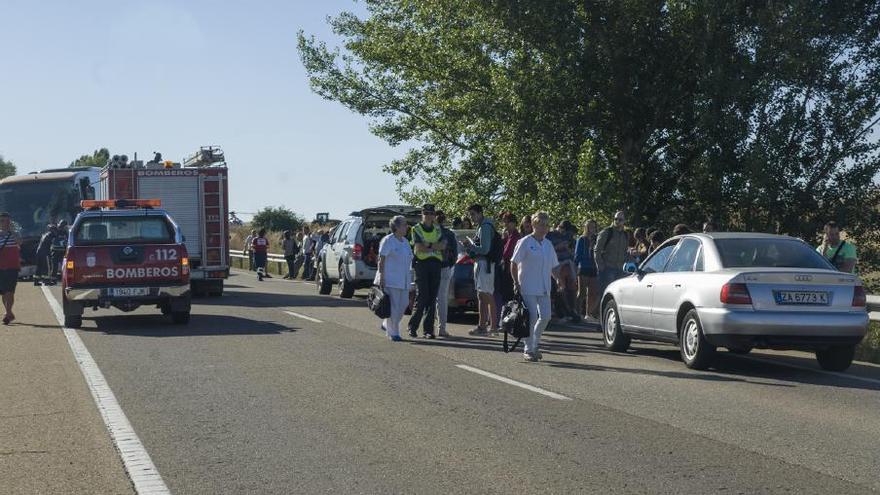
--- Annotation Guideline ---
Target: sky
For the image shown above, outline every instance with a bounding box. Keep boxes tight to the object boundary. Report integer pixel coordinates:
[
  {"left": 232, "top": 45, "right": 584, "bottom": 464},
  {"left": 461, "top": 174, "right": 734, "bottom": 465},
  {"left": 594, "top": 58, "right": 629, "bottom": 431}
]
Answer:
[{"left": 0, "top": 0, "right": 408, "bottom": 222}]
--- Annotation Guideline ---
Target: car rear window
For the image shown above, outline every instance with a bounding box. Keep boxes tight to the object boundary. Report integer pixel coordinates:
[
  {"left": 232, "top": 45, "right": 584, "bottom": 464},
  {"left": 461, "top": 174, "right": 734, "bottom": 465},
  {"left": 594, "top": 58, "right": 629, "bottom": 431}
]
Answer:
[
  {"left": 75, "top": 216, "right": 174, "bottom": 245},
  {"left": 714, "top": 238, "right": 833, "bottom": 269}
]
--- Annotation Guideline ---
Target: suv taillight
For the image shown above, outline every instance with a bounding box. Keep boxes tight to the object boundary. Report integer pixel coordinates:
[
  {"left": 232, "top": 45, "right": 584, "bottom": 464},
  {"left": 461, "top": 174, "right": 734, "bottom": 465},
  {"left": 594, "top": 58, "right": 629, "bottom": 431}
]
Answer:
[
  {"left": 352, "top": 243, "right": 363, "bottom": 261},
  {"left": 853, "top": 286, "right": 866, "bottom": 307},
  {"left": 720, "top": 283, "right": 752, "bottom": 305}
]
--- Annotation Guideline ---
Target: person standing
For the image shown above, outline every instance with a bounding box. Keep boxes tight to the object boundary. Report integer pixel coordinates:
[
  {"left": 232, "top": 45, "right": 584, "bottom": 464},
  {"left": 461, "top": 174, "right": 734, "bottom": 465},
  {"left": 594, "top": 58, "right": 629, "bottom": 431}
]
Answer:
[
  {"left": 546, "top": 220, "right": 579, "bottom": 322},
  {"left": 252, "top": 229, "right": 269, "bottom": 281},
  {"left": 375, "top": 216, "right": 414, "bottom": 342},
  {"left": 630, "top": 227, "right": 650, "bottom": 264},
  {"left": 595, "top": 211, "right": 629, "bottom": 297},
  {"left": 243, "top": 229, "right": 256, "bottom": 271},
  {"left": 463, "top": 204, "right": 499, "bottom": 336},
  {"left": 498, "top": 212, "right": 521, "bottom": 304},
  {"left": 34, "top": 224, "right": 57, "bottom": 286},
  {"left": 575, "top": 219, "right": 599, "bottom": 319},
  {"left": 520, "top": 215, "right": 533, "bottom": 237},
  {"left": 511, "top": 212, "right": 559, "bottom": 362},
  {"left": 0, "top": 213, "right": 20, "bottom": 325},
  {"left": 281, "top": 230, "right": 299, "bottom": 279},
  {"left": 50, "top": 220, "right": 68, "bottom": 280},
  {"left": 408, "top": 204, "right": 445, "bottom": 339},
  {"left": 300, "top": 227, "right": 314, "bottom": 280},
  {"left": 436, "top": 210, "right": 458, "bottom": 338},
  {"left": 673, "top": 223, "right": 692, "bottom": 236},
  {"left": 817, "top": 221, "right": 857, "bottom": 273}
]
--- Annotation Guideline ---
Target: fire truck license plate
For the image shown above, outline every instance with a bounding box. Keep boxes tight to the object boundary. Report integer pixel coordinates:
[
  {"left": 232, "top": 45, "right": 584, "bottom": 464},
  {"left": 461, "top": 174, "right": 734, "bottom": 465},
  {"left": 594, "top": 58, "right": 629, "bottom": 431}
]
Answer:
[{"left": 109, "top": 287, "right": 149, "bottom": 297}]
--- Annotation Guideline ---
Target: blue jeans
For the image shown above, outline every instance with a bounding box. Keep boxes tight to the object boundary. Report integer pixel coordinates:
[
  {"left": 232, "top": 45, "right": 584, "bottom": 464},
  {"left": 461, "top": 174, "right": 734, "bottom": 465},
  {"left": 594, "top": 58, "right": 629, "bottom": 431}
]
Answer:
[{"left": 598, "top": 267, "right": 625, "bottom": 299}]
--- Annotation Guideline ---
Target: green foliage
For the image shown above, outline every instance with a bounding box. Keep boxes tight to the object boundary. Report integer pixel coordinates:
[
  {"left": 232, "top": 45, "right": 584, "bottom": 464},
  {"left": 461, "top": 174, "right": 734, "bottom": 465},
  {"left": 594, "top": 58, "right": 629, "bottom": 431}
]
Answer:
[
  {"left": 298, "top": 0, "right": 880, "bottom": 245},
  {"left": 70, "top": 148, "right": 110, "bottom": 168},
  {"left": 251, "top": 206, "right": 306, "bottom": 233},
  {"left": 0, "top": 154, "right": 16, "bottom": 179}
]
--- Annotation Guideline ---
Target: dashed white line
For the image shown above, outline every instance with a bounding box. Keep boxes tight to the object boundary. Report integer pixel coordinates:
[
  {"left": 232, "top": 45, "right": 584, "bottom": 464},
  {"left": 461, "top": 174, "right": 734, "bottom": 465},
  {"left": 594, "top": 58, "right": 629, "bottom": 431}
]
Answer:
[
  {"left": 455, "top": 364, "right": 572, "bottom": 400},
  {"left": 283, "top": 310, "right": 323, "bottom": 323},
  {"left": 41, "top": 286, "right": 171, "bottom": 495}
]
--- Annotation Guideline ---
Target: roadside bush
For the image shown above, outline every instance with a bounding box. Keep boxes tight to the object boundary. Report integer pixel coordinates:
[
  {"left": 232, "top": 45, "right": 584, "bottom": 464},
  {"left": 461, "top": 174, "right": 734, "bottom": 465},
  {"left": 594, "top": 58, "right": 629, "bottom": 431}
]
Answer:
[{"left": 856, "top": 321, "right": 880, "bottom": 364}]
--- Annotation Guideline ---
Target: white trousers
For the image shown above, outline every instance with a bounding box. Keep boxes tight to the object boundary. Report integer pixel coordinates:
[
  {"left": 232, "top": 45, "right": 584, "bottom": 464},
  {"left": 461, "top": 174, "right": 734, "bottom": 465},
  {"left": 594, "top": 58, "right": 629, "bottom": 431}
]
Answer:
[
  {"left": 382, "top": 287, "right": 409, "bottom": 338},
  {"left": 436, "top": 267, "right": 453, "bottom": 332},
  {"left": 522, "top": 294, "right": 552, "bottom": 354}
]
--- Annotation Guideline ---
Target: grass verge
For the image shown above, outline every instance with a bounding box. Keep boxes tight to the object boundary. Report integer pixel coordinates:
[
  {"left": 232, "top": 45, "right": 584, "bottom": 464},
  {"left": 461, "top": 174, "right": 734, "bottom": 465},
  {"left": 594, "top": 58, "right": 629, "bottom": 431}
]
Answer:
[{"left": 856, "top": 320, "right": 880, "bottom": 364}]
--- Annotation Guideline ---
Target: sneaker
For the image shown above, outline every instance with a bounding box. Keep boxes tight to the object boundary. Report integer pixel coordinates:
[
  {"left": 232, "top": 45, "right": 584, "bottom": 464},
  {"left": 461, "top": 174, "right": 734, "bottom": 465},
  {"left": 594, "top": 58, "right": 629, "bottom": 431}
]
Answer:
[
  {"left": 438, "top": 330, "right": 450, "bottom": 338},
  {"left": 523, "top": 352, "right": 538, "bottom": 362},
  {"left": 424, "top": 333, "right": 436, "bottom": 339},
  {"left": 489, "top": 328, "right": 501, "bottom": 336},
  {"left": 265, "top": 274, "right": 273, "bottom": 279},
  {"left": 390, "top": 335, "right": 403, "bottom": 342},
  {"left": 408, "top": 329, "right": 418, "bottom": 338},
  {"left": 258, "top": 276, "right": 264, "bottom": 282},
  {"left": 535, "top": 350, "right": 544, "bottom": 360},
  {"left": 468, "top": 327, "right": 488, "bottom": 336},
  {"left": 380, "top": 324, "right": 387, "bottom": 333}
]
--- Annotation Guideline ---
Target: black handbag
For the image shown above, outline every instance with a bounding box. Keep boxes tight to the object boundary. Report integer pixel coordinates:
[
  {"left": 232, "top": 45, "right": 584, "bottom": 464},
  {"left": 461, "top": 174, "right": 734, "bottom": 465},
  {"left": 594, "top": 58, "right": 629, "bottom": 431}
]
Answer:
[
  {"left": 500, "top": 296, "right": 530, "bottom": 353},
  {"left": 368, "top": 285, "right": 391, "bottom": 319}
]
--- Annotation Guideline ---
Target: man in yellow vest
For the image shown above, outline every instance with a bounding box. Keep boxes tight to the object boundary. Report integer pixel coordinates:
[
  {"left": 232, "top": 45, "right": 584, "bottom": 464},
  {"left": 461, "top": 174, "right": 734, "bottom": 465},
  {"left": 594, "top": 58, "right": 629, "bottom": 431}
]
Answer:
[{"left": 407, "top": 204, "right": 446, "bottom": 339}]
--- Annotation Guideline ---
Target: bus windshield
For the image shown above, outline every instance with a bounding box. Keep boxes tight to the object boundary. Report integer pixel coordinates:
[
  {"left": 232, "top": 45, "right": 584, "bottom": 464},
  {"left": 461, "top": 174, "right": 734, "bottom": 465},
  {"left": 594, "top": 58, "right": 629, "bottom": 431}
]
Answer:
[{"left": 0, "top": 180, "right": 79, "bottom": 238}]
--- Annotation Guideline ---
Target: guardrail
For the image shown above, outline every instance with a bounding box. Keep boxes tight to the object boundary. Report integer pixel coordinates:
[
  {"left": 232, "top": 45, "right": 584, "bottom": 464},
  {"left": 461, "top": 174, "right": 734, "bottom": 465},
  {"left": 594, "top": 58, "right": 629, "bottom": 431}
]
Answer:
[{"left": 229, "top": 248, "right": 880, "bottom": 321}]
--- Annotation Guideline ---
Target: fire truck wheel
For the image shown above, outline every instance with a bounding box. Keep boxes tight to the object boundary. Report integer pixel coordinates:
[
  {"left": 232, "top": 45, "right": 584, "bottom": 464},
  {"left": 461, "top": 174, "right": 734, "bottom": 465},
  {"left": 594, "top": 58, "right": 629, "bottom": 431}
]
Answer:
[{"left": 171, "top": 311, "right": 191, "bottom": 324}]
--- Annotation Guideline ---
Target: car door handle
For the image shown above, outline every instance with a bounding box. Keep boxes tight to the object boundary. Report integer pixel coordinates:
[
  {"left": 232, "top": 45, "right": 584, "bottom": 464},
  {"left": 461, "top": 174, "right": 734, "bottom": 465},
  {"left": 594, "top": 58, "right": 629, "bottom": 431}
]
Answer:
[
  {"left": 674, "top": 284, "right": 682, "bottom": 288},
  {"left": 646, "top": 284, "right": 653, "bottom": 288}
]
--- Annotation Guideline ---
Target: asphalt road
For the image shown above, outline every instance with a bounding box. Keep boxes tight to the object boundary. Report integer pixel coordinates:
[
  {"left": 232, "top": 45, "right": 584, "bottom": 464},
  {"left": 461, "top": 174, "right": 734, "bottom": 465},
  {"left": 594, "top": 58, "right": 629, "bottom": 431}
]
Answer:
[{"left": 42, "top": 270, "right": 880, "bottom": 494}]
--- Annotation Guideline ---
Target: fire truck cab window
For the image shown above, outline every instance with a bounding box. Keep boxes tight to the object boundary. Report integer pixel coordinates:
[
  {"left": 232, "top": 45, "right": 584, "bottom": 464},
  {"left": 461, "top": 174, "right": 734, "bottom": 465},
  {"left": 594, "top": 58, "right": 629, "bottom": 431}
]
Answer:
[{"left": 75, "top": 217, "right": 174, "bottom": 245}]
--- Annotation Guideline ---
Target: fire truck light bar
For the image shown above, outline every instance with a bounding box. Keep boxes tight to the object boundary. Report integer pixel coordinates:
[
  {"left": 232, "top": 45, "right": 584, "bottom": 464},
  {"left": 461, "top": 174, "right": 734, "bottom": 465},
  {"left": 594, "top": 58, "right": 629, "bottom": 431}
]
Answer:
[{"left": 81, "top": 199, "right": 161, "bottom": 209}]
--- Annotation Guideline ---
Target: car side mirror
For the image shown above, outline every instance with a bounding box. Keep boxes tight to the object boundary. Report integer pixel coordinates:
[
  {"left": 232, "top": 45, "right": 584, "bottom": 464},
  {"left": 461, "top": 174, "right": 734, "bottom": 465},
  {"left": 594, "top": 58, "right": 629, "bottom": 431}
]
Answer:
[{"left": 623, "top": 262, "right": 639, "bottom": 275}]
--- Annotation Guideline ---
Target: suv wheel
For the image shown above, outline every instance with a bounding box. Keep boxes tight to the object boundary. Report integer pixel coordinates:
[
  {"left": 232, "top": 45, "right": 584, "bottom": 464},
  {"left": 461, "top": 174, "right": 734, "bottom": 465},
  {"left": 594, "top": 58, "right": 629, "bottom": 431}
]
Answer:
[
  {"left": 171, "top": 311, "right": 191, "bottom": 325},
  {"left": 339, "top": 265, "right": 355, "bottom": 299},
  {"left": 62, "top": 295, "right": 83, "bottom": 329},
  {"left": 679, "top": 309, "right": 716, "bottom": 370},
  {"left": 64, "top": 314, "right": 82, "bottom": 329},
  {"left": 317, "top": 261, "right": 332, "bottom": 295},
  {"left": 602, "top": 299, "right": 630, "bottom": 352},
  {"left": 815, "top": 345, "right": 856, "bottom": 371}
]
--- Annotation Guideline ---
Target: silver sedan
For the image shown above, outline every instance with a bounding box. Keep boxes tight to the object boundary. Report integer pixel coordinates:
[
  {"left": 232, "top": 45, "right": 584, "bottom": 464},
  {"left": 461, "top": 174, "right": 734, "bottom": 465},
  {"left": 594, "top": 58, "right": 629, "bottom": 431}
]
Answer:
[{"left": 601, "top": 233, "right": 869, "bottom": 371}]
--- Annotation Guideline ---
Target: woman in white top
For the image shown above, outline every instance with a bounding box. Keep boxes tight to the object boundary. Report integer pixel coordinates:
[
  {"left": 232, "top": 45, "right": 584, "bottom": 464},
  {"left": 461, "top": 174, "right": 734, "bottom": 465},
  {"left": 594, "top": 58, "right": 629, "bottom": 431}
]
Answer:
[
  {"left": 511, "top": 211, "right": 560, "bottom": 361},
  {"left": 375, "top": 215, "right": 414, "bottom": 341}
]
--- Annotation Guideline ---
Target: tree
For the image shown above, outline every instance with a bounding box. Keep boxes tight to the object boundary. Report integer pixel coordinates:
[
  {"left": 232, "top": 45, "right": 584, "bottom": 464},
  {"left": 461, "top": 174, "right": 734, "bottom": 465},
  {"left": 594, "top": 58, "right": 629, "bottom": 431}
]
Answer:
[
  {"left": 0, "top": 155, "right": 16, "bottom": 179},
  {"left": 70, "top": 148, "right": 110, "bottom": 168},
  {"left": 251, "top": 206, "right": 306, "bottom": 233},
  {"left": 298, "top": 0, "right": 880, "bottom": 238}
]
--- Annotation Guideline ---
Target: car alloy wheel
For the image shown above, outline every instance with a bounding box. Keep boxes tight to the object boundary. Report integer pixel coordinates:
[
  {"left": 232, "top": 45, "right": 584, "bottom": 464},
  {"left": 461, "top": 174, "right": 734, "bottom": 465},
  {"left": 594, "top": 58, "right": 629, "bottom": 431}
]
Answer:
[
  {"left": 604, "top": 306, "right": 618, "bottom": 344},
  {"left": 602, "top": 300, "right": 630, "bottom": 352},
  {"left": 682, "top": 319, "right": 700, "bottom": 361}
]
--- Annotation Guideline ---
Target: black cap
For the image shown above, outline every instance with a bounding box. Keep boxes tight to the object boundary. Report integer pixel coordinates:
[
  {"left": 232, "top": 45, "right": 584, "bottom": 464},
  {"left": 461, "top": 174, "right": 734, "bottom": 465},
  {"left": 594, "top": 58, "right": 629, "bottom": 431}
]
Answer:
[{"left": 422, "top": 204, "right": 436, "bottom": 214}]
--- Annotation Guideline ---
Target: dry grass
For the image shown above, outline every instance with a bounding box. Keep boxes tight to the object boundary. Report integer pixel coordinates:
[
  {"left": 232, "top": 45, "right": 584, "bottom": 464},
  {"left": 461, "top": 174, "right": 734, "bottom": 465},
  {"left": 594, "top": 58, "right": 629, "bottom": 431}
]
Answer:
[{"left": 229, "top": 223, "right": 334, "bottom": 253}]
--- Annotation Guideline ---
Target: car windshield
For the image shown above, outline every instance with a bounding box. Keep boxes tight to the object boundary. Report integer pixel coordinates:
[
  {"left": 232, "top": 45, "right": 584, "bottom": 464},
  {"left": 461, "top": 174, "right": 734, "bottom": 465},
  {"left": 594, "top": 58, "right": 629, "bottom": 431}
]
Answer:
[
  {"left": 714, "top": 238, "right": 833, "bottom": 269},
  {"left": 75, "top": 216, "right": 174, "bottom": 245}
]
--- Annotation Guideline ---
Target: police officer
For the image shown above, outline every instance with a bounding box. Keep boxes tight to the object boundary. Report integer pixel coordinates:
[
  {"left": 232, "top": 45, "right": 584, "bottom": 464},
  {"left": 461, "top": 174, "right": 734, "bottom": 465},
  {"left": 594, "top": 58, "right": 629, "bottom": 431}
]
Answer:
[{"left": 407, "top": 204, "right": 446, "bottom": 339}]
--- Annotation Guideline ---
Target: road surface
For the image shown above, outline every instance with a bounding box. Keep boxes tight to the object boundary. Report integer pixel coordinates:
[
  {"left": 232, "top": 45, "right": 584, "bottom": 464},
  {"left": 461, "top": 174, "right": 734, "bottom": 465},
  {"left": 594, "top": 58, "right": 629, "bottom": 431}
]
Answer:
[{"left": 4, "top": 270, "right": 880, "bottom": 494}]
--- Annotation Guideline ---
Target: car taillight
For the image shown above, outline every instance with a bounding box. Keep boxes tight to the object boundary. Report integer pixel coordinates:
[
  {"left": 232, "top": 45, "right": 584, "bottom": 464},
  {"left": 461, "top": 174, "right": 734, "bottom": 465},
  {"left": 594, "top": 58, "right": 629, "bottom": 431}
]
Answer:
[
  {"left": 852, "top": 286, "right": 866, "bottom": 307},
  {"left": 720, "top": 283, "right": 752, "bottom": 305},
  {"left": 457, "top": 255, "right": 475, "bottom": 265},
  {"left": 181, "top": 257, "right": 190, "bottom": 275},
  {"left": 353, "top": 244, "right": 363, "bottom": 260}
]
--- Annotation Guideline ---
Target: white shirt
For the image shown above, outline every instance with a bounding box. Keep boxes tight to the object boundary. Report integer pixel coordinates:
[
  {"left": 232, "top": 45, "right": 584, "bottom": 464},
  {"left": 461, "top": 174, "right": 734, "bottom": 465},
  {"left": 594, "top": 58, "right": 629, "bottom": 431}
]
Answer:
[
  {"left": 511, "top": 234, "right": 559, "bottom": 296},
  {"left": 375, "top": 234, "right": 413, "bottom": 289},
  {"left": 302, "top": 234, "right": 315, "bottom": 254}
]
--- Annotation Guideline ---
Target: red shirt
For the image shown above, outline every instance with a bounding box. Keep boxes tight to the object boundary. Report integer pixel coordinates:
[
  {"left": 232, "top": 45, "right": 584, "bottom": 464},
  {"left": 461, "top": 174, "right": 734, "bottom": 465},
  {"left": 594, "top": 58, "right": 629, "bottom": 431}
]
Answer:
[
  {"left": 251, "top": 236, "right": 269, "bottom": 254},
  {"left": 502, "top": 230, "right": 521, "bottom": 262},
  {"left": 0, "top": 231, "right": 20, "bottom": 270}
]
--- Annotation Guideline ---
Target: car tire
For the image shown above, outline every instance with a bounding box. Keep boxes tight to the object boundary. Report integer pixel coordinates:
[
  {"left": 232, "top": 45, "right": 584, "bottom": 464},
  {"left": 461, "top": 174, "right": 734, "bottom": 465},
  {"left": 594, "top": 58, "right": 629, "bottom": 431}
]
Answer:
[
  {"left": 64, "top": 314, "right": 82, "bottom": 329},
  {"left": 317, "top": 262, "right": 332, "bottom": 295},
  {"left": 815, "top": 345, "right": 856, "bottom": 371},
  {"left": 679, "top": 309, "right": 716, "bottom": 370},
  {"left": 171, "top": 311, "right": 191, "bottom": 325},
  {"left": 339, "top": 264, "right": 355, "bottom": 299},
  {"left": 602, "top": 299, "right": 630, "bottom": 352}
]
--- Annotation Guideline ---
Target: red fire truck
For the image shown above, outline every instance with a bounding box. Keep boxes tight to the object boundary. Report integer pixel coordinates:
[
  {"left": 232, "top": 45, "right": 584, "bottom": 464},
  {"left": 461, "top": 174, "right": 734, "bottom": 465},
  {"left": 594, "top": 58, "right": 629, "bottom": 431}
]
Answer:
[{"left": 96, "top": 147, "right": 229, "bottom": 296}]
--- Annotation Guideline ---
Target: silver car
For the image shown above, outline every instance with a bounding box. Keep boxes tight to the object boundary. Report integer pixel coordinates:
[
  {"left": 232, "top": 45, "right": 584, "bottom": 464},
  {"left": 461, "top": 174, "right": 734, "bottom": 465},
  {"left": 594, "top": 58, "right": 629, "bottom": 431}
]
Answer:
[{"left": 601, "top": 233, "right": 868, "bottom": 371}]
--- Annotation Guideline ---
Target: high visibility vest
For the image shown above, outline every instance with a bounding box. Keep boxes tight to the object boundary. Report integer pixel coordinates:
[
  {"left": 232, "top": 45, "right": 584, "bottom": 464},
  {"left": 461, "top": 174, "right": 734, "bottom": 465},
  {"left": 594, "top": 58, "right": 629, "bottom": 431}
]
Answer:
[{"left": 412, "top": 223, "right": 442, "bottom": 261}]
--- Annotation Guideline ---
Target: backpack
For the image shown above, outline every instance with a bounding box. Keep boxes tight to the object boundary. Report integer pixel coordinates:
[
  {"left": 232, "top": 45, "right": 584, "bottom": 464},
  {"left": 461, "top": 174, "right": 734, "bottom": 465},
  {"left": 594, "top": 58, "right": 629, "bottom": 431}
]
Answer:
[
  {"left": 501, "top": 296, "right": 530, "bottom": 353},
  {"left": 482, "top": 221, "right": 503, "bottom": 264},
  {"left": 367, "top": 285, "right": 391, "bottom": 319}
]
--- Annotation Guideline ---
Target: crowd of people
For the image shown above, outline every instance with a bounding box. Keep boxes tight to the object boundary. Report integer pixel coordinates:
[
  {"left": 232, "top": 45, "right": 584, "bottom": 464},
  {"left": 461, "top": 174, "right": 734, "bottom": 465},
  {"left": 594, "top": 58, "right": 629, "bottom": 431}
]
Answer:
[
  {"left": 242, "top": 226, "right": 332, "bottom": 282},
  {"left": 373, "top": 205, "right": 861, "bottom": 363}
]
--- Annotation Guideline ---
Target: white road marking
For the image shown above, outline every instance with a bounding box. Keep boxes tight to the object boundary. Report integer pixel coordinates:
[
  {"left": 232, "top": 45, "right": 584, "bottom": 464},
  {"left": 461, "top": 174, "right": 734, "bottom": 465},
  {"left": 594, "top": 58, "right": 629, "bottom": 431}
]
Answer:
[
  {"left": 41, "top": 286, "right": 170, "bottom": 495},
  {"left": 455, "top": 364, "right": 572, "bottom": 400},
  {"left": 283, "top": 310, "right": 323, "bottom": 323},
  {"left": 737, "top": 354, "right": 880, "bottom": 386}
]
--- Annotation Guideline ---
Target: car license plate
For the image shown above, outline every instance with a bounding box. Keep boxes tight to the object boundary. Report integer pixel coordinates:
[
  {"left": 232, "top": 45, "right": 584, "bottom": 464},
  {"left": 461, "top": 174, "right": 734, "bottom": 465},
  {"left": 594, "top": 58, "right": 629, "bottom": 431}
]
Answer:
[
  {"left": 109, "top": 287, "right": 149, "bottom": 297},
  {"left": 774, "top": 290, "right": 829, "bottom": 305}
]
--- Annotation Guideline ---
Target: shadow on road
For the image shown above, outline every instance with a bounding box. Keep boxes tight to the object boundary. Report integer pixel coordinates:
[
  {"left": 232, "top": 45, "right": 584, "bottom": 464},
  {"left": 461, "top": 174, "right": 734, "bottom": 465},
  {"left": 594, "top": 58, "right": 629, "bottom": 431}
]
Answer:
[
  {"left": 198, "top": 288, "right": 368, "bottom": 310},
  {"left": 79, "top": 314, "right": 297, "bottom": 337}
]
